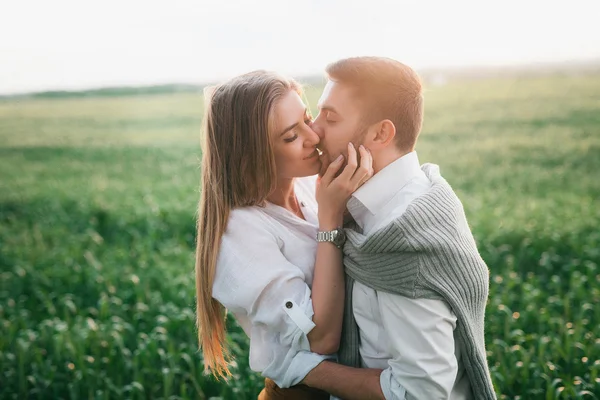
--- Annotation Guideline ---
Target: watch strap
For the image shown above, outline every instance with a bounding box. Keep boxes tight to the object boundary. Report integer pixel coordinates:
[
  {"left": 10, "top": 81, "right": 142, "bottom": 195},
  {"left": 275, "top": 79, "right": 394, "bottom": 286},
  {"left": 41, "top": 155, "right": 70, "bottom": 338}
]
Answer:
[{"left": 317, "top": 230, "right": 336, "bottom": 242}]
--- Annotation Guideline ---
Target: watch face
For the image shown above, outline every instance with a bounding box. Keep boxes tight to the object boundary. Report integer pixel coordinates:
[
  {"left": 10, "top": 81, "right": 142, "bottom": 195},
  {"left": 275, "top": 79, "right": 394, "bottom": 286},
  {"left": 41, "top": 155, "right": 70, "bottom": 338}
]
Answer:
[{"left": 333, "top": 229, "right": 346, "bottom": 246}]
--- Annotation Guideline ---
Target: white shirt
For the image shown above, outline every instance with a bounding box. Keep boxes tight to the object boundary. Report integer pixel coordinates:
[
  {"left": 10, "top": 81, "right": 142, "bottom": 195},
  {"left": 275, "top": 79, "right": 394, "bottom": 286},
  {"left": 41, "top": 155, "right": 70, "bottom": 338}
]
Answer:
[
  {"left": 347, "top": 152, "right": 472, "bottom": 400},
  {"left": 212, "top": 175, "right": 333, "bottom": 388}
]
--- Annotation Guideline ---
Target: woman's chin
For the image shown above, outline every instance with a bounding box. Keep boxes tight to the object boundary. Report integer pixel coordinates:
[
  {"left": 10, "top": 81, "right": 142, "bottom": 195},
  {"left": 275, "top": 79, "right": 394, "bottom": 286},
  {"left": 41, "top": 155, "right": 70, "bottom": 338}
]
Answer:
[
  {"left": 309, "top": 159, "right": 323, "bottom": 175},
  {"left": 294, "top": 160, "right": 322, "bottom": 177}
]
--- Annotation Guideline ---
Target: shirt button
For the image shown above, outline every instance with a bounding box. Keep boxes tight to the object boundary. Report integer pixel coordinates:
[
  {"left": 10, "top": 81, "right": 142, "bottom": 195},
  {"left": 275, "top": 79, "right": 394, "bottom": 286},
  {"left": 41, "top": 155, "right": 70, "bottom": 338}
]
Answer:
[{"left": 285, "top": 301, "right": 293, "bottom": 309}]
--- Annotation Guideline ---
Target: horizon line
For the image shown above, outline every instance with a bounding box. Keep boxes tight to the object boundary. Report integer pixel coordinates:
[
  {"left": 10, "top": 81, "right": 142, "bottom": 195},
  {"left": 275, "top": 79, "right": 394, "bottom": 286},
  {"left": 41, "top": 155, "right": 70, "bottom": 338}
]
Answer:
[{"left": 2, "top": 58, "right": 600, "bottom": 99}]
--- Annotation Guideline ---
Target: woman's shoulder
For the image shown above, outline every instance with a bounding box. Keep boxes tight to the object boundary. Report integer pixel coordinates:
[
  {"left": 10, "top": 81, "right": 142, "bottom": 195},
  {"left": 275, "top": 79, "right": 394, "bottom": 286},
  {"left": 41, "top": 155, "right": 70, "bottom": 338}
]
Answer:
[
  {"left": 217, "top": 207, "right": 276, "bottom": 269},
  {"left": 214, "top": 206, "right": 287, "bottom": 301},
  {"left": 228, "top": 205, "right": 264, "bottom": 223},
  {"left": 225, "top": 206, "right": 275, "bottom": 237}
]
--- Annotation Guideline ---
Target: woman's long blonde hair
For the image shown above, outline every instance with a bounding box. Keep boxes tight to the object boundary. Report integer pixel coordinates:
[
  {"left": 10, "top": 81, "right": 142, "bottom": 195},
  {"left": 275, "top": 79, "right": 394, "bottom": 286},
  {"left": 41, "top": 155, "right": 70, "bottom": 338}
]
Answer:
[{"left": 195, "top": 71, "right": 301, "bottom": 378}]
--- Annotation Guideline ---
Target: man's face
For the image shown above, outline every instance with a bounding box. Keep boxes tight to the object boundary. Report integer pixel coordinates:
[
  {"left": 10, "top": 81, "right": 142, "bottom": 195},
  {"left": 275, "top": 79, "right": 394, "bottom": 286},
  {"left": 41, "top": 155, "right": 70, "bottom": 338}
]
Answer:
[{"left": 312, "top": 80, "right": 367, "bottom": 169}]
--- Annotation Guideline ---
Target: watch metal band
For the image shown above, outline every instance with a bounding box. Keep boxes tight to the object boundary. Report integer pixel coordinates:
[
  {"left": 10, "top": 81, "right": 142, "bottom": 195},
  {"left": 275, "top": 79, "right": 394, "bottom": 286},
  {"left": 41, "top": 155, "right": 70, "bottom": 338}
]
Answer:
[{"left": 317, "top": 230, "right": 335, "bottom": 242}]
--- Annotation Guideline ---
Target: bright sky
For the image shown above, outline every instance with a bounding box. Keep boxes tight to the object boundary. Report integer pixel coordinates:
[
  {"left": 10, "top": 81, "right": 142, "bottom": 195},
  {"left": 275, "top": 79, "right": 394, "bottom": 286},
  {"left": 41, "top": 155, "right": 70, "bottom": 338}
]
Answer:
[{"left": 1, "top": 0, "right": 599, "bottom": 95}]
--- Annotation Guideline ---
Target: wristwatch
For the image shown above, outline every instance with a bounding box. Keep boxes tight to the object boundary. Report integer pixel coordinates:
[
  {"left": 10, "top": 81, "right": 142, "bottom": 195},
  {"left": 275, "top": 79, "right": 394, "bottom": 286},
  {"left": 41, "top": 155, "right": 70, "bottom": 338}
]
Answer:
[{"left": 316, "top": 228, "right": 347, "bottom": 249}]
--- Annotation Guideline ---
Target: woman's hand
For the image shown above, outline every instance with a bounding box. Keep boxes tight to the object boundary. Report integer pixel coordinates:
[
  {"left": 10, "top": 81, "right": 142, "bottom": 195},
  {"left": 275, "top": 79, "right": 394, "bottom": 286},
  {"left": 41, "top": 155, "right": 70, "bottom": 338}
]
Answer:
[{"left": 316, "top": 142, "right": 373, "bottom": 229}]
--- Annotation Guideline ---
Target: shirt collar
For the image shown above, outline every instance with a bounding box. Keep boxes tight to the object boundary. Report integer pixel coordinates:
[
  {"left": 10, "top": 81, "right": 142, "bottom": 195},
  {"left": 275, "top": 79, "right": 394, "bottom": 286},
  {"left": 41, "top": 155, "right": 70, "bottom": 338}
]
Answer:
[{"left": 347, "top": 151, "right": 423, "bottom": 230}]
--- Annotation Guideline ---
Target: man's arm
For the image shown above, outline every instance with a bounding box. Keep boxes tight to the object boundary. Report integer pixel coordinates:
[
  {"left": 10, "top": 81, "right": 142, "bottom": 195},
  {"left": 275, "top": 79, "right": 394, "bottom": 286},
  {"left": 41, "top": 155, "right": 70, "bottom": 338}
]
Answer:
[
  {"left": 302, "top": 360, "right": 385, "bottom": 400},
  {"left": 378, "top": 293, "right": 459, "bottom": 399}
]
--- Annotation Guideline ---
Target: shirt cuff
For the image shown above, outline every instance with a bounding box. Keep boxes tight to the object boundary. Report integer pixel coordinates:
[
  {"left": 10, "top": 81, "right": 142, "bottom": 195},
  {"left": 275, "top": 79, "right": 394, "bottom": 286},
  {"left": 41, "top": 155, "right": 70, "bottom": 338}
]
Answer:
[
  {"left": 276, "top": 350, "right": 335, "bottom": 388},
  {"left": 282, "top": 298, "right": 316, "bottom": 335},
  {"left": 263, "top": 291, "right": 335, "bottom": 388},
  {"left": 380, "top": 367, "right": 407, "bottom": 400}
]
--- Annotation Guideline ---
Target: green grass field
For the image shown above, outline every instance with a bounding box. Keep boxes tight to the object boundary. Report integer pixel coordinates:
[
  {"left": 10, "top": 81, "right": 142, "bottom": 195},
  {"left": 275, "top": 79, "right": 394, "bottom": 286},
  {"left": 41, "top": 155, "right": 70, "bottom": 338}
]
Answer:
[{"left": 1, "top": 72, "right": 599, "bottom": 399}]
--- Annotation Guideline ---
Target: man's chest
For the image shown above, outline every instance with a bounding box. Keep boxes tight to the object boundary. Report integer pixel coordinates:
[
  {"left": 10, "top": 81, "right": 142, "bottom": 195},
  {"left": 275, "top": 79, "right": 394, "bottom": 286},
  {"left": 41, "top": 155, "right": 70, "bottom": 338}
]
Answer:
[{"left": 351, "top": 281, "right": 394, "bottom": 368}]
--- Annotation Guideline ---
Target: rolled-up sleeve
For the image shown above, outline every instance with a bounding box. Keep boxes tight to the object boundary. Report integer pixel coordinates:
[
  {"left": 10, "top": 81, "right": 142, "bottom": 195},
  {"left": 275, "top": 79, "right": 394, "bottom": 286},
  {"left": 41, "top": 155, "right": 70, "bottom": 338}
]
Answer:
[{"left": 212, "top": 210, "right": 333, "bottom": 387}]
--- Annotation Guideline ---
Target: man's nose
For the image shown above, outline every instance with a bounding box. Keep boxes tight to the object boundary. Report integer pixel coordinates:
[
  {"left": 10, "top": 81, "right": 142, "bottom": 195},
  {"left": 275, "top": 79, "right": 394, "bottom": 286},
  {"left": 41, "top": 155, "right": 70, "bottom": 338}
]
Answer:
[
  {"left": 311, "top": 119, "right": 324, "bottom": 139},
  {"left": 305, "top": 125, "right": 320, "bottom": 146}
]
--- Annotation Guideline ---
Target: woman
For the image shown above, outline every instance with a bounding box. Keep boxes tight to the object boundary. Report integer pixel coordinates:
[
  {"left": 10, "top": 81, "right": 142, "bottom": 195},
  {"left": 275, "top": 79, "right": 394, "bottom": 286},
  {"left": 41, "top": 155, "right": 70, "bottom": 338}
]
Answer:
[{"left": 195, "top": 70, "right": 372, "bottom": 398}]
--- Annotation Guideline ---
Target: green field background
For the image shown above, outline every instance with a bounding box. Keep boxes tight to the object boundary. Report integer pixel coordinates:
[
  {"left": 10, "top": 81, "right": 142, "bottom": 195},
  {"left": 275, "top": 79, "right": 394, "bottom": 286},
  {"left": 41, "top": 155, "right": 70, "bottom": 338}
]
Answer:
[{"left": 1, "top": 73, "right": 599, "bottom": 399}]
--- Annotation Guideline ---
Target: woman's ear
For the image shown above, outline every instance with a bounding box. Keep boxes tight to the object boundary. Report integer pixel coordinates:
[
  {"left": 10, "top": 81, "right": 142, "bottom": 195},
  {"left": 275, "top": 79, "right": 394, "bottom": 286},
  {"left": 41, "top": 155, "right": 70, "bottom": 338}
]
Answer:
[{"left": 368, "top": 120, "right": 396, "bottom": 149}]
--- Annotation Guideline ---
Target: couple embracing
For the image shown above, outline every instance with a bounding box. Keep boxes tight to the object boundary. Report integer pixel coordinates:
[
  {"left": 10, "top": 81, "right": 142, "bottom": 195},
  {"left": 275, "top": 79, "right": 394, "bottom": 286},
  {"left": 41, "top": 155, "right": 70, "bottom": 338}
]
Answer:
[{"left": 194, "top": 57, "right": 495, "bottom": 400}]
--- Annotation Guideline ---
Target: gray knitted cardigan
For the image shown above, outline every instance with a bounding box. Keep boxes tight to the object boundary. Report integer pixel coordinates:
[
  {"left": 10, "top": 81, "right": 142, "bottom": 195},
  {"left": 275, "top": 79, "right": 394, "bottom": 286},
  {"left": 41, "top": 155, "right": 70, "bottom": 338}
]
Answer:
[{"left": 339, "top": 163, "right": 496, "bottom": 399}]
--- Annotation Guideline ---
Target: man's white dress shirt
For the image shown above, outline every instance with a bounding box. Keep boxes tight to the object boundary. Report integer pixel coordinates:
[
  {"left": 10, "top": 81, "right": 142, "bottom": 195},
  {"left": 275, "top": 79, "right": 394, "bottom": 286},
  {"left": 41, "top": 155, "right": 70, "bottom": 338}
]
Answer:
[
  {"left": 212, "top": 175, "right": 333, "bottom": 388},
  {"left": 347, "top": 152, "right": 472, "bottom": 400}
]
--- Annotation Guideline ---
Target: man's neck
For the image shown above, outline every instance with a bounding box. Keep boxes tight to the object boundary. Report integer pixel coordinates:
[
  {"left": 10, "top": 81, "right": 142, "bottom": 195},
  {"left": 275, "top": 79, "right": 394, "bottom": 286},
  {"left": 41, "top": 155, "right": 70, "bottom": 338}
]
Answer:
[{"left": 372, "top": 147, "right": 413, "bottom": 174}]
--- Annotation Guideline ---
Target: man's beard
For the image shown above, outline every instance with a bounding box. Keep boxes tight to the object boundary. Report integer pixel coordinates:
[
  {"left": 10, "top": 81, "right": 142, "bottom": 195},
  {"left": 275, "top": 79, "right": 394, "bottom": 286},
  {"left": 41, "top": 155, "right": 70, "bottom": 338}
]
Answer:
[{"left": 319, "top": 128, "right": 368, "bottom": 177}]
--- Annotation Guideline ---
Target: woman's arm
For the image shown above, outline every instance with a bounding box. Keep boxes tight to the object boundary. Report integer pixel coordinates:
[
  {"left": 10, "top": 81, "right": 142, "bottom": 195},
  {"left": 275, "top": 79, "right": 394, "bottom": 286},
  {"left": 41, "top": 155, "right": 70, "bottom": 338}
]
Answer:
[
  {"left": 307, "top": 229, "right": 344, "bottom": 354},
  {"left": 213, "top": 219, "right": 333, "bottom": 388},
  {"left": 308, "top": 143, "right": 372, "bottom": 354}
]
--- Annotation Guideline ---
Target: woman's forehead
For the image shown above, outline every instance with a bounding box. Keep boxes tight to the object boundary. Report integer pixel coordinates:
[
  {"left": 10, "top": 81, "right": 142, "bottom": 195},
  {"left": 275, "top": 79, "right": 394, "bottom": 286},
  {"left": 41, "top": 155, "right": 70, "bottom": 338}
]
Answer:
[{"left": 273, "top": 91, "right": 306, "bottom": 132}]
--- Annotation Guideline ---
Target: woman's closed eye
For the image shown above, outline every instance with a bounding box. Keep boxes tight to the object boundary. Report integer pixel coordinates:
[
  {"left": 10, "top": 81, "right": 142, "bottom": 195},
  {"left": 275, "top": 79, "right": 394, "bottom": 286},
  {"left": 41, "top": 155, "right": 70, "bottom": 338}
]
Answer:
[
  {"left": 284, "top": 116, "right": 312, "bottom": 143},
  {"left": 283, "top": 114, "right": 313, "bottom": 143},
  {"left": 284, "top": 133, "right": 298, "bottom": 143}
]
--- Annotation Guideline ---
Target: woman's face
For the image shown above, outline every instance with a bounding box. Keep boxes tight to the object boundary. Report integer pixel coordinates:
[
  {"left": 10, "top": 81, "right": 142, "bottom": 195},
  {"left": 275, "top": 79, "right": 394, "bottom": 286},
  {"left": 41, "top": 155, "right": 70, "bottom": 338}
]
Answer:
[{"left": 271, "top": 90, "right": 321, "bottom": 179}]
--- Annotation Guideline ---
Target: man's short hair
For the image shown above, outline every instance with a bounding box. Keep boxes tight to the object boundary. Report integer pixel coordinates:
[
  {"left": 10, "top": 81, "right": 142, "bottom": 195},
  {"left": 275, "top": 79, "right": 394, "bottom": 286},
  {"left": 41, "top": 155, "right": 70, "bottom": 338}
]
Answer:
[{"left": 326, "top": 57, "right": 424, "bottom": 152}]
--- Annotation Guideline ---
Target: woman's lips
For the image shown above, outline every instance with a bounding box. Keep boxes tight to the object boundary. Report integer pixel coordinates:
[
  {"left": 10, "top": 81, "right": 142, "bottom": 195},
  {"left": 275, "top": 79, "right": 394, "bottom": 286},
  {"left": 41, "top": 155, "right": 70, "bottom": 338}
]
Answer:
[{"left": 304, "top": 149, "right": 319, "bottom": 160}]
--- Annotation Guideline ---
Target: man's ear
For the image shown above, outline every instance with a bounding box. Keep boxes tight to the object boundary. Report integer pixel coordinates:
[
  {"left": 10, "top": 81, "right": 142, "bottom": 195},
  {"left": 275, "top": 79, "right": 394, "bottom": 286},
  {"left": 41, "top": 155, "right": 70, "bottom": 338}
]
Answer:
[{"left": 368, "top": 120, "right": 396, "bottom": 149}]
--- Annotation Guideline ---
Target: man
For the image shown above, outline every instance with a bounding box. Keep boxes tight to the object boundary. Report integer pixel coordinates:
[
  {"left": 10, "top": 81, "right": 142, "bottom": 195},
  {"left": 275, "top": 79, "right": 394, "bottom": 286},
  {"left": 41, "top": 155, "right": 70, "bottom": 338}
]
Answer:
[{"left": 302, "top": 57, "right": 495, "bottom": 399}]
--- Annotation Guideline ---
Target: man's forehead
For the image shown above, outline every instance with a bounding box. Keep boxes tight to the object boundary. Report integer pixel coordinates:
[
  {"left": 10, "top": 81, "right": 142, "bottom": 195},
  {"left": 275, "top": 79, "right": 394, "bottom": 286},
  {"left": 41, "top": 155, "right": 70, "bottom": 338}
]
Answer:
[
  {"left": 318, "top": 80, "right": 360, "bottom": 115},
  {"left": 317, "top": 80, "right": 334, "bottom": 108},
  {"left": 317, "top": 79, "right": 352, "bottom": 108}
]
